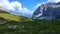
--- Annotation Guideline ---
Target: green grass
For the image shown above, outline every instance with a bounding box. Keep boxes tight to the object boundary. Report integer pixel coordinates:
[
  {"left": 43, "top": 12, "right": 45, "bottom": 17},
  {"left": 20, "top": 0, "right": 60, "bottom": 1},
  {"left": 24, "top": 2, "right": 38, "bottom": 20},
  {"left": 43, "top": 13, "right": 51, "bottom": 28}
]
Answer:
[
  {"left": 0, "top": 12, "right": 60, "bottom": 34},
  {"left": 0, "top": 13, "right": 32, "bottom": 22}
]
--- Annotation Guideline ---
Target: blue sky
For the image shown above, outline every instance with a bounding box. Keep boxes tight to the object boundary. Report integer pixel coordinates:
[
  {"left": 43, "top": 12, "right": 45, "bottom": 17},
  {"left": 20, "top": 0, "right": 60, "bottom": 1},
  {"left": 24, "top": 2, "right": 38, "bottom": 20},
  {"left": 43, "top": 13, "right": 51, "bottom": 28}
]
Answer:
[
  {"left": 0, "top": 0, "right": 60, "bottom": 17},
  {"left": 9, "top": 0, "right": 47, "bottom": 11}
]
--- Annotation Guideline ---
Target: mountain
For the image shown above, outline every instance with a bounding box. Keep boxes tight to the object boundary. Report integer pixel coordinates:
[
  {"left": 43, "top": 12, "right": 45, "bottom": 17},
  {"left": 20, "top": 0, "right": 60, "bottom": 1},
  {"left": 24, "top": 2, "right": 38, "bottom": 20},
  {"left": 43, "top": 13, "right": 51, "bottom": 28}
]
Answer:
[
  {"left": 32, "top": 2, "right": 60, "bottom": 20},
  {"left": 0, "top": 6, "right": 60, "bottom": 34}
]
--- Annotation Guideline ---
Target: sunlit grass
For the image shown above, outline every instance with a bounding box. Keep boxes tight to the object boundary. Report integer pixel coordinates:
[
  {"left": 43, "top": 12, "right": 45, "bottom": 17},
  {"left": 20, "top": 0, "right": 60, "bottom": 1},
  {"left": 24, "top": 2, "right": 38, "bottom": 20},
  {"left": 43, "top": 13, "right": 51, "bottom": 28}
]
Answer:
[{"left": 0, "top": 13, "right": 32, "bottom": 22}]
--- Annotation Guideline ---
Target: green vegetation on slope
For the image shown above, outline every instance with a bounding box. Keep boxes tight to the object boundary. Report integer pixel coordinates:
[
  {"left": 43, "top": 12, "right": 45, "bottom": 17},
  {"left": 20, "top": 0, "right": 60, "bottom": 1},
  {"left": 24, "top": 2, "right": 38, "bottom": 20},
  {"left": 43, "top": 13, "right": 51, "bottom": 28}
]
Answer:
[
  {"left": 0, "top": 12, "right": 32, "bottom": 22},
  {"left": 0, "top": 19, "right": 60, "bottom": 34},
  {"left": 0, "top": 12, "right": 60, "bottom": 34}
]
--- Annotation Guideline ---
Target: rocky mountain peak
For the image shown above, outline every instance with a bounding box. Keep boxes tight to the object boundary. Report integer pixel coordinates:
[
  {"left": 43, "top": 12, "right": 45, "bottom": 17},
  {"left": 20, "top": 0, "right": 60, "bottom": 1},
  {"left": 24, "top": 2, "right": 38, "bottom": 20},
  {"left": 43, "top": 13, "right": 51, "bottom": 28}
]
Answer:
[{"left": 32, "top": 2, "right": 60, "bottom": 20}]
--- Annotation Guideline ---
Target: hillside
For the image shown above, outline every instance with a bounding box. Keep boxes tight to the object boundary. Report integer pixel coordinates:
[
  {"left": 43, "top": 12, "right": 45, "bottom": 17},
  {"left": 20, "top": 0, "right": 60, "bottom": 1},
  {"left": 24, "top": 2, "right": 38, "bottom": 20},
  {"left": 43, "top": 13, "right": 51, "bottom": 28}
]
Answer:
[
  {"left": 0, "top": 4, "right": 60, "bottom": 34},
  {"left": 0, "top": 12, "right": 60, "bottom": 34},
  {"left": 0, "top": 12, "right": 33, "bottom": 33},
  {"left": 0, "top": 18, "right": 60, "bottom": 34},
  {"left": 0, "top": 12, "right": 32, "bottom": 21}
]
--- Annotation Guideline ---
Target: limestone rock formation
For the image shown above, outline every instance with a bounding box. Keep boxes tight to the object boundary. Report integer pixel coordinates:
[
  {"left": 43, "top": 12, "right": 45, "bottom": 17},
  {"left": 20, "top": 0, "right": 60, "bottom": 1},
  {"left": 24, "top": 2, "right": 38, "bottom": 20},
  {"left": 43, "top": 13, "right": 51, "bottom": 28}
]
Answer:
[{"left": 32, "top": 2, "right": 60, "bottom": 20}]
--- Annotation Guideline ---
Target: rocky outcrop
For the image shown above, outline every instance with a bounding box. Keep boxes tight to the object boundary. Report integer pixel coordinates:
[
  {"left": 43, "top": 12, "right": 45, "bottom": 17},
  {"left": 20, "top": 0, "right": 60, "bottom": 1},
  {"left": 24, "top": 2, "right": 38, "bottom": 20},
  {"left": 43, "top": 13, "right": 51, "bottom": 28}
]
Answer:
[{"left": 32, "top": 2, "right": 60, "bottom": 20}]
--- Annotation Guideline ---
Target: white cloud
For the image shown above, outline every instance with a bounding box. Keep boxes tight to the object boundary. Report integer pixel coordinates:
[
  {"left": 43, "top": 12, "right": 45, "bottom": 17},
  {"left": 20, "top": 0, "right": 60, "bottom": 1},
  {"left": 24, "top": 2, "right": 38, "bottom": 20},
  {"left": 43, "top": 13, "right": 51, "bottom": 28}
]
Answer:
[
  {"left": 0, "top": 0, "right": 33, "bottom": 17},
  {"left": 10, "top": 1, "right": 22, "bottom": 11},
  {"left": 20, "top": 7, "right": 33, "bottom": 14},
  {"left": 48, "top": 0, "right": 60, "bottom": 3},
  {"left": 35, "top": 0, "right": 60, "bottom": 9}
]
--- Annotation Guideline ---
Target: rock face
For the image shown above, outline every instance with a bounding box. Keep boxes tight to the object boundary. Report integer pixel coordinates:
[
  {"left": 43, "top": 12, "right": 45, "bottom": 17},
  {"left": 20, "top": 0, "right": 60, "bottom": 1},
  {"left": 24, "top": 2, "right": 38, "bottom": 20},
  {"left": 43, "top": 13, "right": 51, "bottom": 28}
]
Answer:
[{"left": 32, "top": 2, "right": 60, "bottom": 20}]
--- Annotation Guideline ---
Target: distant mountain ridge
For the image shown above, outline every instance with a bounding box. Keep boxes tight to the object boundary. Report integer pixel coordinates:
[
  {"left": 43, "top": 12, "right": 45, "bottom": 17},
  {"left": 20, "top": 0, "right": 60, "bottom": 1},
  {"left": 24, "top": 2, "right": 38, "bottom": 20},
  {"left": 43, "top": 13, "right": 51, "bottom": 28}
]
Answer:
[{"left": 32, "top": 2, "right": 60, "bottom": 20}]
